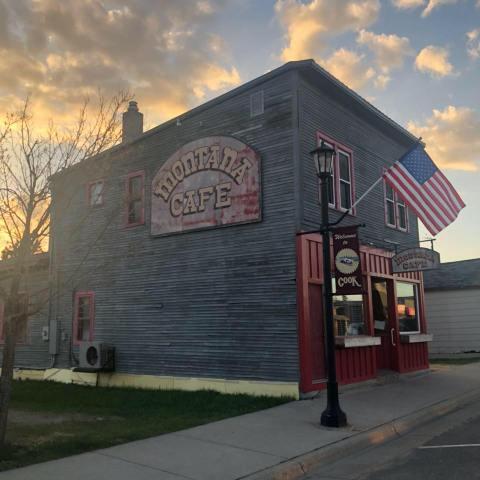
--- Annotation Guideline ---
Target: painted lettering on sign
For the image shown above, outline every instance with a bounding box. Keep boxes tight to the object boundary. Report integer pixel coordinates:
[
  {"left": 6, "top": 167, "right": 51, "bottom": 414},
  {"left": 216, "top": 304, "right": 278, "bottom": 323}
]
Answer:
[
  {"left": 151, "top": 137, "right": 261, "bottom": 235},
  {"left": 391, "top": 248, "right": 440, "bottom": 273},
  {"left": 332, "top": 226, "right": 364, "bottom": 295}
]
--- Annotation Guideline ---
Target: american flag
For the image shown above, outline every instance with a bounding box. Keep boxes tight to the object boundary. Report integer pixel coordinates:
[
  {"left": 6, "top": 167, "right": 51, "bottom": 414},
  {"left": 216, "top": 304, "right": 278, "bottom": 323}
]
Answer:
[{"left": 383, "top": 144, "right": 465, "bottom": 236}]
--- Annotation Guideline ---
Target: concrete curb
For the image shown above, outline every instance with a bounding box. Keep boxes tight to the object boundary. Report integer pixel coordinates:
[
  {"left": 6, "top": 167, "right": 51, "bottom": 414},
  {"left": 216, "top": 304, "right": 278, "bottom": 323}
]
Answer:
[{"left": 244, "top": 387, "right": 480, "bottom": 480}]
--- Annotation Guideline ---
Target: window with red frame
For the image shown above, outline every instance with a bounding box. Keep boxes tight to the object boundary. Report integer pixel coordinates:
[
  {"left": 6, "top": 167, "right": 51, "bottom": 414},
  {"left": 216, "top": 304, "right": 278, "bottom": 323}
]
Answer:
[
  {"left": 316, "top": 134, "right": 354, "bottom": 213},
  {"left": 384, "top": 181, "right": 408, "bottom": 231},
  {"left": 0, "top": 294, "right": 28, "bottom": 344},
  {"left": 126, "top": 172, "right": 144, "bottom": 226},
  {"left": 88, "top": 180, "right": 104, "bottom": 207},
  {"left": 73, "top": 292, "right": 95, "bottom": 344}
]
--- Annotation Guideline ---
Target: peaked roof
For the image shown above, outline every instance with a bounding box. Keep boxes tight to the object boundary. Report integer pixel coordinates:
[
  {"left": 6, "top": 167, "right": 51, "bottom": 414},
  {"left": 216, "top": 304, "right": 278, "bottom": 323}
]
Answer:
[
  {"left": 52, "top": 59, "right": 420, "bottom": 181},
  {"left": 423, "top": 258, "right": 480, "bottom": 290}
]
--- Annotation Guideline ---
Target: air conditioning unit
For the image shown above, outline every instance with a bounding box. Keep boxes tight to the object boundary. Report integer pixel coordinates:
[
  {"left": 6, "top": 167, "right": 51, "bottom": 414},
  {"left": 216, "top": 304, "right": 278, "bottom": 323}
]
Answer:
[{"left": 78, "top": 342, "right": 115, "bottom": 371}]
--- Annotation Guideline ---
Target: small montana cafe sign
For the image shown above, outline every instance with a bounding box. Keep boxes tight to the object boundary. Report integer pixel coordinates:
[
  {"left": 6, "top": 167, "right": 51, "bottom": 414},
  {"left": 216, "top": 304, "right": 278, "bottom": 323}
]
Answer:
[
  {"left": 332, "top": 226, "right": 363, "bottom": 295},
  {"left": 151, "top": 137, "right": 261, "bottom": 235},
  {"left": 391, "top": 247, "right": 440, "bottom": 273}
]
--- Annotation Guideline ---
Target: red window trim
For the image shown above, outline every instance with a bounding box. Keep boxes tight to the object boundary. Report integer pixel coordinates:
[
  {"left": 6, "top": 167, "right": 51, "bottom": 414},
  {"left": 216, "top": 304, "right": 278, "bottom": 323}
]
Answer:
[
  {"left": 125, "top": 170, "right": 145, "bottom": 227},
  {"left": 383, "top": 178, "right": 409, "bottom": 232},
  {"left": 73, "top": 291, "right": 95, "bottom": 345},
  {"left": 316, "top": 131, "right": 356, "bottom": 216},
  {"left": 87, "top": 179, "right": 105, "bottom": 207}
]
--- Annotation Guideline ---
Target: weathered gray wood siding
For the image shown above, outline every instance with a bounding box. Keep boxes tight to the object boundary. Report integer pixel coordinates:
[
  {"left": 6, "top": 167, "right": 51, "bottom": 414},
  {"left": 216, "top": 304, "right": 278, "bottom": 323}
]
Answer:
[
  {"left": 0, "top": 260, "right": 50, "bottom": 368},
  {"left": 425, "top": 288, "right": 480, "bottom": 355},
  {"left": 50, "top": 71, "right": 300, "bottom": 382},
  {"left": 296, "top": 73, "right": 420, "bottom": 249}
]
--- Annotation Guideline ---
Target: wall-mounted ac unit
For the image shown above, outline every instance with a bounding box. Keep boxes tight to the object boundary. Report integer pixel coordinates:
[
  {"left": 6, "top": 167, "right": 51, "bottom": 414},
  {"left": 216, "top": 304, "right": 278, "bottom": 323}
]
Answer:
[{"left": 78, "top": 342, "right": 115, "bottom": 371}]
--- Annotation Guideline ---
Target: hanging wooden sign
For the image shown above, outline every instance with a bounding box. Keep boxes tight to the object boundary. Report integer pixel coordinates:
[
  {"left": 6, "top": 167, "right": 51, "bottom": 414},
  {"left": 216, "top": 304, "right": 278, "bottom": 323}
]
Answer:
[
  {"left": 332, "top": 226, "right": 363, "bottom": 295},
  {"left": 391, "top": 247, "right": 440, "bottom": 273},
  {"left": 151, "top": 136, "right": 261, "bottom": 235}
]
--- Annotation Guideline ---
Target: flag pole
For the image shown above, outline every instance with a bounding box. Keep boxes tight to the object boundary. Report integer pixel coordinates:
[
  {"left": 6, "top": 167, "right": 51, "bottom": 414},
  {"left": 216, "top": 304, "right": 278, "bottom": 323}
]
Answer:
[{"left": 329, "top": 137, "right": 423, "bottom": 228}]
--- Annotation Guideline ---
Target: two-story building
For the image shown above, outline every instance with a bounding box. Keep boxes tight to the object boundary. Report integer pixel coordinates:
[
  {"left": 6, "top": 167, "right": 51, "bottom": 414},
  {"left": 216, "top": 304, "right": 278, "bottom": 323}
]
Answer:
[{"left": 1, "top": 60, "right": 431, "bottom": 397}]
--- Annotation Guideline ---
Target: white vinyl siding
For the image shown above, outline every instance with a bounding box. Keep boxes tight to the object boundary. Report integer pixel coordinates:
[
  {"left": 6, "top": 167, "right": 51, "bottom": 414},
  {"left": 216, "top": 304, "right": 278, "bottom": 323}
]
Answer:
[{"left": 425, "top": 288, "right": 480, "bottom": 355}]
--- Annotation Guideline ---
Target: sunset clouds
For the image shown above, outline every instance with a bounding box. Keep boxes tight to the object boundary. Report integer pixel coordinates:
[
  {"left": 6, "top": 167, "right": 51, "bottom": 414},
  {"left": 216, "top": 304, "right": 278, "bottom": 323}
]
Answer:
[
  {"left": 0, "top": 0, "right": 240, "bottom": 125},
  {"left": 0, "top": 0, "right": 478, "bottom": 175},
  {"left": 408, "top": 106, "right": 480, "bottom": 171},
  {"left": 415, "top": 45, "right": 455, "bottom": 76},
  {"left": 275, "top": 0, "right": 380, "bottom": 60}
]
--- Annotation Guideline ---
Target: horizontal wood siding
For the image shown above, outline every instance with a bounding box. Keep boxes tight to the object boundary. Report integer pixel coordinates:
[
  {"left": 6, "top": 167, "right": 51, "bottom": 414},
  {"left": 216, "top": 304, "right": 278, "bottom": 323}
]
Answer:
[
  {"left": 297, "top": 75, "right": 420, "bottom": 252},
  {"left": 49, "top": 71, "right": 300, "bottom": 382},
  {"left": 425, "top": 288, "right": 480, "bottom": 355},
  {"left": 0, "top": 263, "right": 50, "bottom": 368}
]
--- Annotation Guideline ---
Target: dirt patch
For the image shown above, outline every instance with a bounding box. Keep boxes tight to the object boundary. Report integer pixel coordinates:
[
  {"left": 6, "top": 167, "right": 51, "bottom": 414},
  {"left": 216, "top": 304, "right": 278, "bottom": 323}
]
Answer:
[{"left": 9, "top": 410, "right": 115, "bottom": 425}]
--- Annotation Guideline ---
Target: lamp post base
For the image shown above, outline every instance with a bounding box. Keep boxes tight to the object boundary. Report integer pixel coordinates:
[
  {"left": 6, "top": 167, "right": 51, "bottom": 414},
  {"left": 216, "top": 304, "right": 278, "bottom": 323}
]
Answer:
[
  {"left": 320, "top": 381, "right": 348, "bottom": 428},
  {"left": 320, "top": 408, "right": 347, "bottom": 428}
]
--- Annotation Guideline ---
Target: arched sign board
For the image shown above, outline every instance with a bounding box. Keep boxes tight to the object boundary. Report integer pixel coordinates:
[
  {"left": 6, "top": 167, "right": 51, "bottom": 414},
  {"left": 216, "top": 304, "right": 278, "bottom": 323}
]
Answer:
[
  {"left": 391, "top": 247, "right": 440, "bottom": 273},
  {"left": 151, "top": 136, "right": 261, "bottom": 235}
]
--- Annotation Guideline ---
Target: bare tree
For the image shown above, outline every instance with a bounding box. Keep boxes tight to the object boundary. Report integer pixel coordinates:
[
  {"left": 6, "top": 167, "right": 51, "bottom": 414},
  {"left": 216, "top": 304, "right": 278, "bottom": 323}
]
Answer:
[{"left": 0, "top": 92, "right": 132, "bottom": 447}]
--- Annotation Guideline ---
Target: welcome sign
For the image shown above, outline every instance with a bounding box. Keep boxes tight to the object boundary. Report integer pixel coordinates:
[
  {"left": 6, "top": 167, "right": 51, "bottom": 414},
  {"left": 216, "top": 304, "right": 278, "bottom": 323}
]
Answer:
[
  {"left": 151, "top": 136, "right": 261, "bottom": 235},
  {"left": 333, "top": 226, "right": 363, "bottom": 295}
]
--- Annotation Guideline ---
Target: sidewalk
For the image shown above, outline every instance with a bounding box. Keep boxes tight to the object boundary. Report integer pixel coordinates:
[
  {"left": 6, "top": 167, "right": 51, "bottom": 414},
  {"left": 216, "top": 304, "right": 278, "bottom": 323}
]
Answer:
[{"left": 2, "top": 363, "right": 480, "bottom": 480}]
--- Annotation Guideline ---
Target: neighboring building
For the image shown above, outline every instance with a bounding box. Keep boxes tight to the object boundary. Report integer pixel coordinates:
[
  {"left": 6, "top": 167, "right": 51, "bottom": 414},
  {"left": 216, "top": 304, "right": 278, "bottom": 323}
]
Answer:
[
  {"left": 424, "top": 258, "right": 480, "bottom": 357},
  {"left": 0, "top": 253, "right": 51, "bottom": 372},
  {"left": 0, "top": 60, "right": 433, "bottom": 397}
]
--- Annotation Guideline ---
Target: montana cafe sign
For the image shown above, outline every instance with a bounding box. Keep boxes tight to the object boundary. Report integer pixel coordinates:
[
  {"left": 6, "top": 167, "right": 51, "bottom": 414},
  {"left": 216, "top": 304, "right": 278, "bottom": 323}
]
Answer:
[
  {"left": 391, "top": 247, "right": 440, "bottom": 273},
  {"left": 151, "top": 137, "right": 261, "bottom": 235}
]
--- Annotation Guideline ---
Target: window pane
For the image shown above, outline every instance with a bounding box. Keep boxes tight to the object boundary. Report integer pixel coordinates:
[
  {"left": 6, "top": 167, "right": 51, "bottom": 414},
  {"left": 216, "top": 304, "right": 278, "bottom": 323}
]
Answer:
[
  {"left": 333, "top": 294, "right": 365, "bottom": 336},
  {"left": 385, "top": 183, "right": 394, "bottom": 201},
  {"left": 78, "top": 297, "right": 90, "bottom": 318},
  {"left": 128, "top": 199, "right": 142, "bottom": 224},
  {"left": 340, "top": 180, "right": 351, "bottom": 209},
  {"left": 89, "top": 182, "right": 103, "bottom": 206},
  {"left": 397, "top": 204, "right": 407, "bottom": 229},
  {"left": 372, "top": 279, "right": 389, "bottom": 334},
  {"left": 386, "top": 200, "right": 396, "bottom": 225},
  {"left": 332, "top": 280, "right": 366, "bottom": 336},
  {"left": 81, "top": 317, "right": 90, "bottom": 341},
  {"left": 396, "top": 282, "right": 419, "bottom": 332},
  {"left": 129, "top": 176, "right": 142, "bottom": 199},
  {"left": 327, "top": 175, "right": 334, "bottom": 205},
  {"left": 339, "top": 152, "right": 350, "bottom": 181}
]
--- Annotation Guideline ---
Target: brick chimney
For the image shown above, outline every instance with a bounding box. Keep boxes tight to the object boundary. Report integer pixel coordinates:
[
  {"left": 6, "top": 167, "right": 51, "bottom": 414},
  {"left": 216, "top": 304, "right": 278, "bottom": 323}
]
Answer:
[{"left": 122, "top": 101, "right": 143, "bottom": 143}]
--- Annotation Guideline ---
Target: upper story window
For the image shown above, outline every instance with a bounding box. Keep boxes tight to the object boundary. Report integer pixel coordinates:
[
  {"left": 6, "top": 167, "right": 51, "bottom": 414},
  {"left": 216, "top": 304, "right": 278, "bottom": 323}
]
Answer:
[
  {"left": 250, "top": 91, "right": 264, "bottom": 117},
  {"left": 87, "top": 180, "right": 104, "bottom": 207},
  {"left": 126, "top": 171, "right": 145, "bottom": 227},
  {"left": 73, "top": 292, "right": 95, "bottom": 344},
  {"left": 316, "top": 132, "right": 355, "bottom": 214},
  {"left": 384, "top": 181, "right": 408, "bottom": 231}
]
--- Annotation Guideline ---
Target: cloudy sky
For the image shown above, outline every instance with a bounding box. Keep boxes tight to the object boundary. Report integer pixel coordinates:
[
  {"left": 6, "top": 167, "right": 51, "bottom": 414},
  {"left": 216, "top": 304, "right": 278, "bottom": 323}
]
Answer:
[{"left": 0, "top": 0, "right": 479, "bottom": 261}]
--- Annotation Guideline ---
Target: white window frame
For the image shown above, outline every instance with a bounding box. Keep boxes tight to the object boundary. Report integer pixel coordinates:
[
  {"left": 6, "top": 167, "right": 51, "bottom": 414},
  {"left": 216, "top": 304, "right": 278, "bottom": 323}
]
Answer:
[
  {"left": 338, "top": 149, "right": 353, "bottom": 212},
  {"left": 384, "top": 179, "right": 409, "bottom": 232},
  {"left": 87, "top": 180, "right": 104, "bottom": 207},
  {"left": 316, "top": 134, "right": 355, "bottom": 215}
]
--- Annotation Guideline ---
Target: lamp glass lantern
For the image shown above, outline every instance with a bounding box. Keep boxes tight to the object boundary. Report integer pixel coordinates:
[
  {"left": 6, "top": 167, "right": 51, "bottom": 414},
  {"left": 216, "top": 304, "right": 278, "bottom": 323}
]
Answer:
[{"left": 311, "top": 142, "right": 335, "bottom": 177}]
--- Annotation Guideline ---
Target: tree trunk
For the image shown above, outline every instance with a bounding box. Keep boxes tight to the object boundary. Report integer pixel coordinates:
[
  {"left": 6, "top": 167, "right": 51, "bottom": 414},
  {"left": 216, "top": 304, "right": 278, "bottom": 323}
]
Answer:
[{"left": 0, "top": 303, "right": 18, "bottom": 447}]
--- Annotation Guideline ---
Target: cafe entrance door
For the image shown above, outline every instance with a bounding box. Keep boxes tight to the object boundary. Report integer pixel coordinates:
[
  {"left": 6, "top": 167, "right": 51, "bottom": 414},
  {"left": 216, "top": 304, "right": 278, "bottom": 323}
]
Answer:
[{"left": 372, "top": 278, "right": 398, "bottom": 370}]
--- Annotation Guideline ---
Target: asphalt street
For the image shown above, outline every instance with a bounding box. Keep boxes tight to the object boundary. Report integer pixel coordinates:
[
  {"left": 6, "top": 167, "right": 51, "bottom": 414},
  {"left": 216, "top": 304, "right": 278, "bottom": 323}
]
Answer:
[{"left": 303, "top": 399, "right": 480, "bottom": 480}]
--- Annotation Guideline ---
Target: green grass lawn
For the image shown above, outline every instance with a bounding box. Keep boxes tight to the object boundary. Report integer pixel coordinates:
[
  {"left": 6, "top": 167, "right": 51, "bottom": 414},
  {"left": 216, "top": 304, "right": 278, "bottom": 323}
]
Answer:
[
  {"left": 430, "top": 357, "right": 480, "bottom": 365},
  {"left": 1, "top": 380, "right": 291, "bottom": 472}
]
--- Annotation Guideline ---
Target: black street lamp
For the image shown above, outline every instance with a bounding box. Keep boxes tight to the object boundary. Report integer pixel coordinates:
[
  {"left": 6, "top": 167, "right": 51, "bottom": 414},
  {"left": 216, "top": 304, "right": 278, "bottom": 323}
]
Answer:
[{"left": 310, "top": 141, "right": 348, "bottom": 428}]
